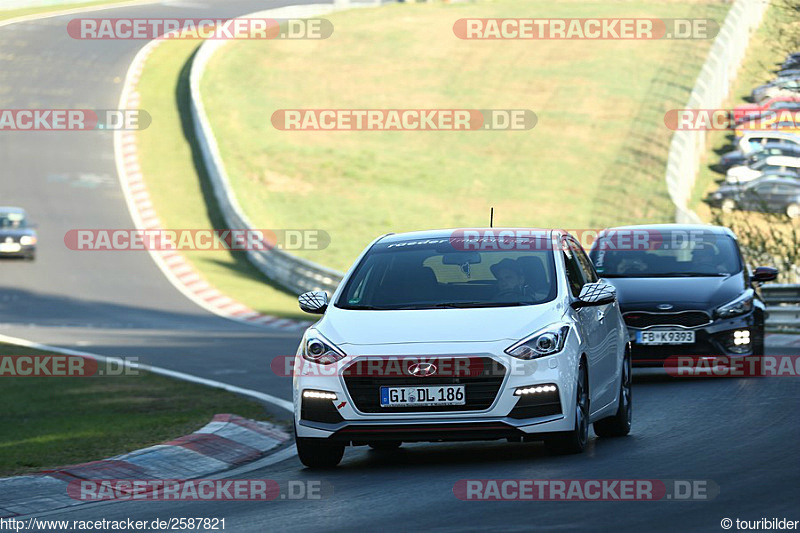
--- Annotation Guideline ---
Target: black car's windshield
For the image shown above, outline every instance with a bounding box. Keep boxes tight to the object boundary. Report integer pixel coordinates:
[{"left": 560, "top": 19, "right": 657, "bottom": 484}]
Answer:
[
  {"left": 0, "top": 212, "right": 26, "bottom": 229},
  {"left": 590, "top": 231, "right": 742, "bottom": 278},
  {"left": 336, "top": 238, "right": 557, "bottom": 310}
]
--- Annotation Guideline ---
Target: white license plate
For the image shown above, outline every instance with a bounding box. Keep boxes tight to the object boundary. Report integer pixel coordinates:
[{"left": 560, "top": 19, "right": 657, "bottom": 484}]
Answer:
[
  {"left": 636, "top": 330, "right": 695, "bottom": 345},
  {"left": 380, "top": 385, "right": 465, "bottom": 407},
  {"left": 0, "top": 243, "right": 21, "bottom": 253}
]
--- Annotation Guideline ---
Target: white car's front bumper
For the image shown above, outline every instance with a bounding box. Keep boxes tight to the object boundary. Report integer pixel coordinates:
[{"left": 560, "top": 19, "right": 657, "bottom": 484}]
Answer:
[{"left": 293, "top": 339, "right": 581, "bottom": 442}]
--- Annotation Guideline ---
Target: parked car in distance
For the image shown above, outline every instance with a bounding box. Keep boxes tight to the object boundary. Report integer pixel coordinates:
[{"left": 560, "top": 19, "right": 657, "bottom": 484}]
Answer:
[
  {"left": 588, "top": 225, "right": 778, "bottom": 366},
  {"left": 725, "top": 155, "right": 800, "bottom": 184},
  {"left": 752, "top": 79, "right": 800, "bottom": 103},
  {"left": 719, "top": 142, "right": 800, "bottom": 170},
  {"left": 707, "top": 177, "right": 800, "bottom": 218},
  {"left": 737, "top": 131, "right": 800, "bottom": 153}
]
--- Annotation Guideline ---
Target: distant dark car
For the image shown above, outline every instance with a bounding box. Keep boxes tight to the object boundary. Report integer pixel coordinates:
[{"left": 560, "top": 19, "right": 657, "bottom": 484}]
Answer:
[
  {"left": 739, "top": 145, "right": 800, "bottom": 168},
  {"left": 752, "top": 78, "right": 800, "bottom": 103},
  {"left": 780, "top": 53, "right": 800, "bottom": 70},
  {"left": 589, "top": 225, "right": 777, "bottom": 366},
  {"left": 706, "top": 177, "right": 800, "bottom": 217},
  {"left": 719, "top": 143, "right": 800, "bottom": 170},
  {"left": 0, "top": 207, "right": 37, "bottom": 260}
]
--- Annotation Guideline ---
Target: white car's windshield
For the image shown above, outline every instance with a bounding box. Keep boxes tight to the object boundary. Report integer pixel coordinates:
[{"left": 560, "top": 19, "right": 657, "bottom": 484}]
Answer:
[{"left": 337, "top": 239, "right": 558, "bottom": 310}]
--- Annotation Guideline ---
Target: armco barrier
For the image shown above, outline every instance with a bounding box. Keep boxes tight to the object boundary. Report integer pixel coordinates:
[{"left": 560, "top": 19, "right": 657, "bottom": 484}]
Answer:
[
  {"left": 665, "top": 0, "right": 770, "bottom": 224},
  {"left": 762, "top": 284, "right": 800, "bottom": 331},
  {"left": 189, "top": 4, "right": 350, "bottom": 295}
]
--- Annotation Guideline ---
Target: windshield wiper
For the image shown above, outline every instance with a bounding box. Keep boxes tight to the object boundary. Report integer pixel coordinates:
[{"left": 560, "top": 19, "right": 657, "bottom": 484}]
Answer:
[
  {"left": 669, "top": 272, "right": 731, "bottom": 277},
  {"left": 431, "top": 301, "right": 525, "bottom": 308},
  {"left": 339, "top": 304, "right": 392, "bottom": 310},
  {"left": 602, "top": 272, "right": 730, "bottom": 278}
]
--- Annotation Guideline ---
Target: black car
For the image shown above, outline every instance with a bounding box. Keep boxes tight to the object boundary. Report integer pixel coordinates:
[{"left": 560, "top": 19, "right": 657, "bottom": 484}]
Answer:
[
  {"left": 0, "top": 207, "right": 37, "bottom": 260},
  {"left": 588, "top": 225, "right": 777, "bottom": 366},
  {"left": 719, "top": 143, "right": 800, "bottom": 171},
  {"left": 706, "top": 177, "right": 800, "bottom": 217},
  {"left": 737, "top": 145, "right": 800, "bottom": 169}
]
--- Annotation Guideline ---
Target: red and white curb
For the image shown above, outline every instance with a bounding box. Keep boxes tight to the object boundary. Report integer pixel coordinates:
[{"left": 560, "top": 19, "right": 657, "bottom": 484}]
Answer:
[
  {"left": 0, "top": 414, "right": 290, "bottom": 518},
  {"left": 114, "top": 38, "right": 311, "bottom": 331}
]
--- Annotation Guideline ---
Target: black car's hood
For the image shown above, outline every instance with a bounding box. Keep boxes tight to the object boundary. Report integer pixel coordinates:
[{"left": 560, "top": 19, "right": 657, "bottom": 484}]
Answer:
[{"left": 604, "top": 274, "right": 747, "bottom": 312}]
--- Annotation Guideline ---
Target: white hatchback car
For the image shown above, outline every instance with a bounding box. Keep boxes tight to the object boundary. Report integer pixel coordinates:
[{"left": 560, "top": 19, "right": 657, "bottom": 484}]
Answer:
[{"left": 293, "top": 229, "right": 631, "bottom": 468}]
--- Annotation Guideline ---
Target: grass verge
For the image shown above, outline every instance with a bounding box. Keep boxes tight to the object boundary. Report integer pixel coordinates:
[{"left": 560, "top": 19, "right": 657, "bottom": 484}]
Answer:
[
  {"left": 201, "top": 0, "right": 729, "bottom": 271},
  {"left": 0, "top": 0, "right": 153, "bottom": 23},
  {"left": 0, "top": 342, "right": 269, "bottom": 477},
  {"left": 135, "top": 40, "right": 310, "bottom": 320}
]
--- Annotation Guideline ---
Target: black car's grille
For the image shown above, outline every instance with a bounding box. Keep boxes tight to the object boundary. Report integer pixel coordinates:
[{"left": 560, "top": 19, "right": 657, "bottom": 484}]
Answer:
[
  {"left": 343, "top": 357, "right": 506, "bottom": 413},
  {"left": 623, "top": 311, "right": 712, "bottom": 329}
]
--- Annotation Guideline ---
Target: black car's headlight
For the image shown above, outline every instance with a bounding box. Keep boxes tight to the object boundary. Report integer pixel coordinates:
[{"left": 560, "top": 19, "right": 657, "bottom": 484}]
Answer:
[
  {"left": 505, "top": 324, "right": 570, "bottom": 360},
  {"left": 715, "top": 289, "right": 754, "bottom": 319},
  {"left": 20, "top": 235, "right": 36, "bottom": 246},
  {"left": 301, "top": 330, "right": 346, "bottom": 365}
]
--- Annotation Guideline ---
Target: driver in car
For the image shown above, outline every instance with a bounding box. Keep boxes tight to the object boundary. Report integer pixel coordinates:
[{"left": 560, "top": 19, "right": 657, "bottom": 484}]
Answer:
[
  {"left": 491, "top": 258, "right": 531, "bottom": 301},
  {"left": 691, "top": 246, "right": 726, "bottom": 273}
]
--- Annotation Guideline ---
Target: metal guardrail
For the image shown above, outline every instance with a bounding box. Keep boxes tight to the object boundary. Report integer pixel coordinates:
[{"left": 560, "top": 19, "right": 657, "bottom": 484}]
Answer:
[
  {"left": 762, "top": 284, "right": 800, "bottom": 330},
  {"left": 189, "top": 5, "right": 348, "bottom": 295},
  {"left": 666, "top": 0, "right": 770, "bottom": 225}
]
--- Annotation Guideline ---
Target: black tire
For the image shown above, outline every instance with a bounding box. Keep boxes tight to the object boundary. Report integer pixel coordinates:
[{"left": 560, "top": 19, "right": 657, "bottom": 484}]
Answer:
[
  {"left": 545, "top": 361, "right": 589, "bottom": 455},
  {"left": 721, "top": 198, "right": 736, "bottom": 213},
  {"left": 369, "top": 441, "right": 402, "bottom": 451},
  {"left": 296, "top": 436, "right": 344, "bottom": 469},
  {"left": 594, "top": 352, "right": 632, "bottom": 438}
]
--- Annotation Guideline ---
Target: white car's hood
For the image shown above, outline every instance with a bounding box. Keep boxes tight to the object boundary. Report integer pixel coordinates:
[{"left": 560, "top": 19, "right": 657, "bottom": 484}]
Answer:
[
  {"left": 318, "top": 303, "right": 565, "bottom": 346},
  {"left": 726, "top": 166, "right": 759, "bottom": 182}
]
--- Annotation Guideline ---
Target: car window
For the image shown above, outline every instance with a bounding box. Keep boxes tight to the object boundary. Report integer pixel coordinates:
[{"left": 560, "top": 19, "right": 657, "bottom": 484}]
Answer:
[
  {"left": 590, "top": 231, "right": 743, "bottom": 277},
  {"left": 569, "top": 238, "right": 598, "bottom": 284},
  {"left": 752, "top": 183, "right": 775, "bottom": 194},
  {"left": 774, "top": 184, "right": 799, "bottom": 194},
  {"left": 0, "top": 212, "right": 26, "bottom": 229},
  {"left": 336, "top": 236, "right": 558, "bottom": 310},
  {"left": 561, "top": 239, "right": 586, "bottom": 297}
]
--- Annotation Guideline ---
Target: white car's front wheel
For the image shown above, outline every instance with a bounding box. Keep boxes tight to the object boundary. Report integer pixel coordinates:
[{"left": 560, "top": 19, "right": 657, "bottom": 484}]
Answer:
[
  {"left": 545, "top": 360, "right": 589, "bottom": 455},
  {"left": 594, "top": 352, "right": 632, "bottom": 437}
]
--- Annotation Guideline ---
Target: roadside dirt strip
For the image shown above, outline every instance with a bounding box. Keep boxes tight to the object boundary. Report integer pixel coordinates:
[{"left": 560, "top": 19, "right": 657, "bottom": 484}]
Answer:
[{"left": 0, "top": 415, "right": 290, "bottom": 518}]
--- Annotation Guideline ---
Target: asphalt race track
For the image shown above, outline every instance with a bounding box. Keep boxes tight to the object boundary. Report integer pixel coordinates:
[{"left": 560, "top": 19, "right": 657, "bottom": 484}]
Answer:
[
  {"left": 0, "top": 0, "right": 311, "bottom": 393},
  {"left": 1, "top": 2, "right": 799, "bottom": 532}
]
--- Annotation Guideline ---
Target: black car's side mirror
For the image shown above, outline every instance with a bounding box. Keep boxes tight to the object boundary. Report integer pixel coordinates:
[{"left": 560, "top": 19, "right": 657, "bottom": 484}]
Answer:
[
  {"left": 571, "top": 282, "right": 616, "bottom": 309},
  {"left": 298, "top": 291, "right": 329, "bottom": 314},
  {"left": 751, "top": 266, "right": 778, "bottom": 283}
]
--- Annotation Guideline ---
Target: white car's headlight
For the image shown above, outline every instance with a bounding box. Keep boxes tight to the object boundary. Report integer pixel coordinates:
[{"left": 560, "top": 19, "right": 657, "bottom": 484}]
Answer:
[
  {"left": 301, "top": 330, "right": 346, "bottom": 365},
  {"left": 715, "top": 289, "right": 754, "bottom": 319},
  {"left": 20, "top": 235, "right": 36, "bottom": 246},
  {"left": 505, "top": 324, "right": 570, "bottom": 360}
]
